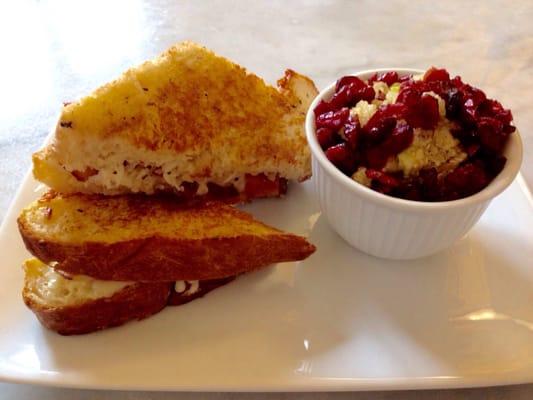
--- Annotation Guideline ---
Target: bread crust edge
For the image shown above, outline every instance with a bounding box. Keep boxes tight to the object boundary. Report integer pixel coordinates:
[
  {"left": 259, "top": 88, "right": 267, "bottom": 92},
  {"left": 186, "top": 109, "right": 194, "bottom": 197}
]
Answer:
[
  {"left": 23, "top": 282, "right": 171, "bottom": 335},
  {"left": 18, "top": 221, "right": 315, "bottom": 281}
]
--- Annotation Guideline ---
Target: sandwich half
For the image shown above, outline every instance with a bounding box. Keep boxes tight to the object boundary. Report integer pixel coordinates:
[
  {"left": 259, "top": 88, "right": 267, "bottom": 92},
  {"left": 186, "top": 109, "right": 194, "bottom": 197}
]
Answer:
[
  {"left": 22, "top": 258, "right": 170, "bottom": 335},
  {"left": 18, "top": 191, "right": 316, "bottom": 282},
  {"left": 33, "top": 41, "right": 318, "bottom": 202},
  {"left": 23, "top": 259, "right": 237, "bottom": 335}
]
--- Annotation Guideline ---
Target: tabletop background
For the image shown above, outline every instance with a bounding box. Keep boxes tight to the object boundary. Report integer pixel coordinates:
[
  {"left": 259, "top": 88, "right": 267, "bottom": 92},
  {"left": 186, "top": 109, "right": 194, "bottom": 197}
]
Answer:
[{"left": 0, "top": 0, "right": 531, "bottom": 398}]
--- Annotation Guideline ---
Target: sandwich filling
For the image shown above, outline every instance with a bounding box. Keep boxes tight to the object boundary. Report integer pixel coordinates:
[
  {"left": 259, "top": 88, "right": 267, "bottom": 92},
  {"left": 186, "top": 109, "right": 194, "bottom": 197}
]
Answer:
[
  {"left": 37, "top": 135, "right": 290, "bottom": 200},
  {"left": 24, "top": 259, "right": 132, "bottom": 307}
]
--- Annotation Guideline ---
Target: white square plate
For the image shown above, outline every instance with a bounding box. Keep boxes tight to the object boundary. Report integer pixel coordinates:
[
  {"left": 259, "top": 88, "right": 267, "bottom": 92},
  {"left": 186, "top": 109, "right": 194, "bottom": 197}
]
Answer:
[{"left": 0, "top": 172, "right": 532, "bottom": 391}]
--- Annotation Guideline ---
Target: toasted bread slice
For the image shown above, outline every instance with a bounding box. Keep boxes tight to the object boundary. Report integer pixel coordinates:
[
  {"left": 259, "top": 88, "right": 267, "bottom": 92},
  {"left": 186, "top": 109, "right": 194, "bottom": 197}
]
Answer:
[
  {"left": 18, "top": 192, "right": 315, "bottom": 281},
  {"left": 33, "top": 42, "right": 318, "bottom": 201},
  {"left": 22, "top": 258, "right": 170, "bottom": 335}
]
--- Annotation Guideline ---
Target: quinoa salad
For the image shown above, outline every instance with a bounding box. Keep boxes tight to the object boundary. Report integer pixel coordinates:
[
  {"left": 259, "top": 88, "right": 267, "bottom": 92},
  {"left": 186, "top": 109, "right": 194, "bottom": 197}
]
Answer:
[{"left": 313, "top": 68, "right": 516, "bottom": 202}]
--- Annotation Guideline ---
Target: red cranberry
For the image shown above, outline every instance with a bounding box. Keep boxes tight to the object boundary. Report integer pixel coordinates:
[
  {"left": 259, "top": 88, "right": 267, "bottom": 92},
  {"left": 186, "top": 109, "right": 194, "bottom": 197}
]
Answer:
[
  {"left": 335, "top": 76, "right": 365, "bottom": 92},
  {"left": 316, "top": 107, "right": 350, "bottom": 130},
  {"left": 331, "top": 77, "right": 375, "bottom": 108},
  {"left": 465, "top": 143, "right": 481, "bottom": 157},
  {"left": 420, "top": 94, "right": 441, "bottom": 129},
  {"left": 371, "top": 71, "right": 400, "bottom": 86},
  {"left": 464, "top": 85, "right": 487, "bottom": 105},
  {"left": 404, "top": 93, "right": 440, "bottom": 130},
  {"left": 445, "top": 88, "right": 462, "bottom": 119},
  {"left": 316, "top": 127, "right": 336, "bottom": 149},
  {"left": 397, "top": 80, "right": 427, "bottom": 104},
  {"left": 445, "top": 162, "right": 489, "bottom": 197},
  {"left": 477, "top": 117, "right": 507, "bottom": 153},
  {"left": 418, "top": 168, "right": 440, "bottom": 201},
  {"left": 325, "top": 143, "right": 355, "bottom": 173},
  {"left": 459, "top": 85, "right": 487, "bottom": 126},
  {"left": 364, "top": 103, "right": 407, "bottom": 132},
  {"left": 365, "top": 116, "right": 397, "bottom": 143},
  {"left": 344, "top": 116, "right": 363, "bottom": 150},
  {"left": 314, "top": 100, "right": 334, "bottom": 116},
  {"left": 504, "top": 124, "right": 516, "bottom": 134},
  {"left": 383, "top": 122, "right": 414, "bottom": 154},
  {"left": 477, "top": 99, "right": 513, "bottom": 125},
  {"left": 484, "top": 155, "right": 507, "bottom": 176},
  {"left": 423, "top": 67, "right": 450, "bottom": 83},
  {"left": 365, "top": 147, "right": 391, "bottom": 169},
  {"left": 366, "top": 169, "right": 400, "bottom": 188},
  {"left": 423, "top": 68, "right": 453, "bottom": 98},
  {"left": 397, "top": 181, "right": 421, "bottom": 201}
]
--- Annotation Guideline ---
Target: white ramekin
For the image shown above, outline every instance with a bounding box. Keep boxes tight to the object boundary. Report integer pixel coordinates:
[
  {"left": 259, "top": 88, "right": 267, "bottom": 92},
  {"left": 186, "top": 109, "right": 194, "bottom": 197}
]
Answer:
[{"left": 306, "top": 68, "right": 523, "bottom": 260}]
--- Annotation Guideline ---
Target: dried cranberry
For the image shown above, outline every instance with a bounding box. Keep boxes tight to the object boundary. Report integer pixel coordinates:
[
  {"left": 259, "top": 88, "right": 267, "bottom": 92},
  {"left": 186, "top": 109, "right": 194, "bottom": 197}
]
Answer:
[
  {"left": 331, "top": 76, "right": 375, "bottom": 108},
  {"left": 316, "top": 107, "right": 350, "bottom": 130},
  {"left": 314, "top": 100, "right": 334, "bottom": 116},
  {"left": 365, "top": 117, "right": 397, "bottom": 143},
  {"left": 372, "top": 71, "right": 400, "bottom": 86},
  {"left": 445, "top": 162, "right": 489, "bottom": 197},
  {"left": 325, "top": 143, "right": 355, "bottom": 173},
  {"left": 423, "top": 68, "right": 453, "bottom": 98},
  {"left": 460, "top": 98, "right": 478, "bottom": 126},
  {"left": 420, "top": 94, "right": 441, "bottom": 129},
  {"left": 366, "top": 169, "right": 400, "bottom": 188},
  {"left": 504, "top": 124, "right": 516, "bottom": 134},
  {"left": 450, "top": 76, "right": 465, "bottom": 91},
  {"left": 423, "top": 67, "right": 450, "bottom": 83},
  {"left": 405, "top": 93, "right": 440, "bottom": 130},
  {"left": 444, "top": 88, "right": 462, "bottom": 119},
  {"left": 383, "top": 122, "right": 414, "bottom": 155},
  {"left": 396, "top": 181, "right": 421, "bottom": 201},
  {"left": 477, "top": 117, "right": 507, "bottom": 153},
  {"left": 335, "top": 76, "right": 364, "bottom": 92},
  {"left": 397, "top": 80, "right": 427, "bottom": 103},
  {"left": 365, "top": 147, "right": 391, "bottom": 169},
  {"left": 459, "top": 85, "right": 487, "bottom": 126},
  {"left": 344, "top": 116, "right": 363, "bottom": 150},
  {"left": 484, "top": 155, "right": 507, "bottom": 176},
  {"left": 477, "top": 99, "right": 513, "bottom": 125},
  {"left": 364, "top": 103, "right": 406, "bottom": 132},
  {"left": 418, "top": 168, "right": 440, "bottom": 201},
  {"left": 465, "top": 143, "right": 481, "bottom": 157},
  {"left": 316, "top": 127, "right": 336, "bottom": 149},
  {"left": 464, "top": 85, "right": 487, "bottom": 106},
  {"left": 451, "top": 126, "right": 476, "bottom": 144}
]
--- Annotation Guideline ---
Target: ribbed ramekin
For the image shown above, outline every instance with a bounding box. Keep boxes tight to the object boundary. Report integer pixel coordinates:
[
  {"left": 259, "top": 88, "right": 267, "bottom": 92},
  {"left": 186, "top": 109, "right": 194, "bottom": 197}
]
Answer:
[{"left": 306, "top": 68, "right": 523, "bottom": 260}]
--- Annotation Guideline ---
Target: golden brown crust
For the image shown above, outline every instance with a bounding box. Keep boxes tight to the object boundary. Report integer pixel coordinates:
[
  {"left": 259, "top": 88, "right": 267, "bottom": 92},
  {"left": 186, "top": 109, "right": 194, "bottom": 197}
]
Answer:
[
  {"left": 19, "top": 231, "right": 315, "bottom": 281},
  {"left": 32, "top": 43, "right": 318, "bottom": 200},
  {"left": 23, "top": 282, "right": 171, "bottom": 335},
  {"left": 19, "top": 190, "right": 288, "bottom": 243},
  {"left": 167, "top": 276, "right": 236, "bottom": 306},
  {"left": 17, "top": 191, "right": 316, "bottom": 281},
  {"left": 56, "top": 42, "right": 314, "bottom": 165}
]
